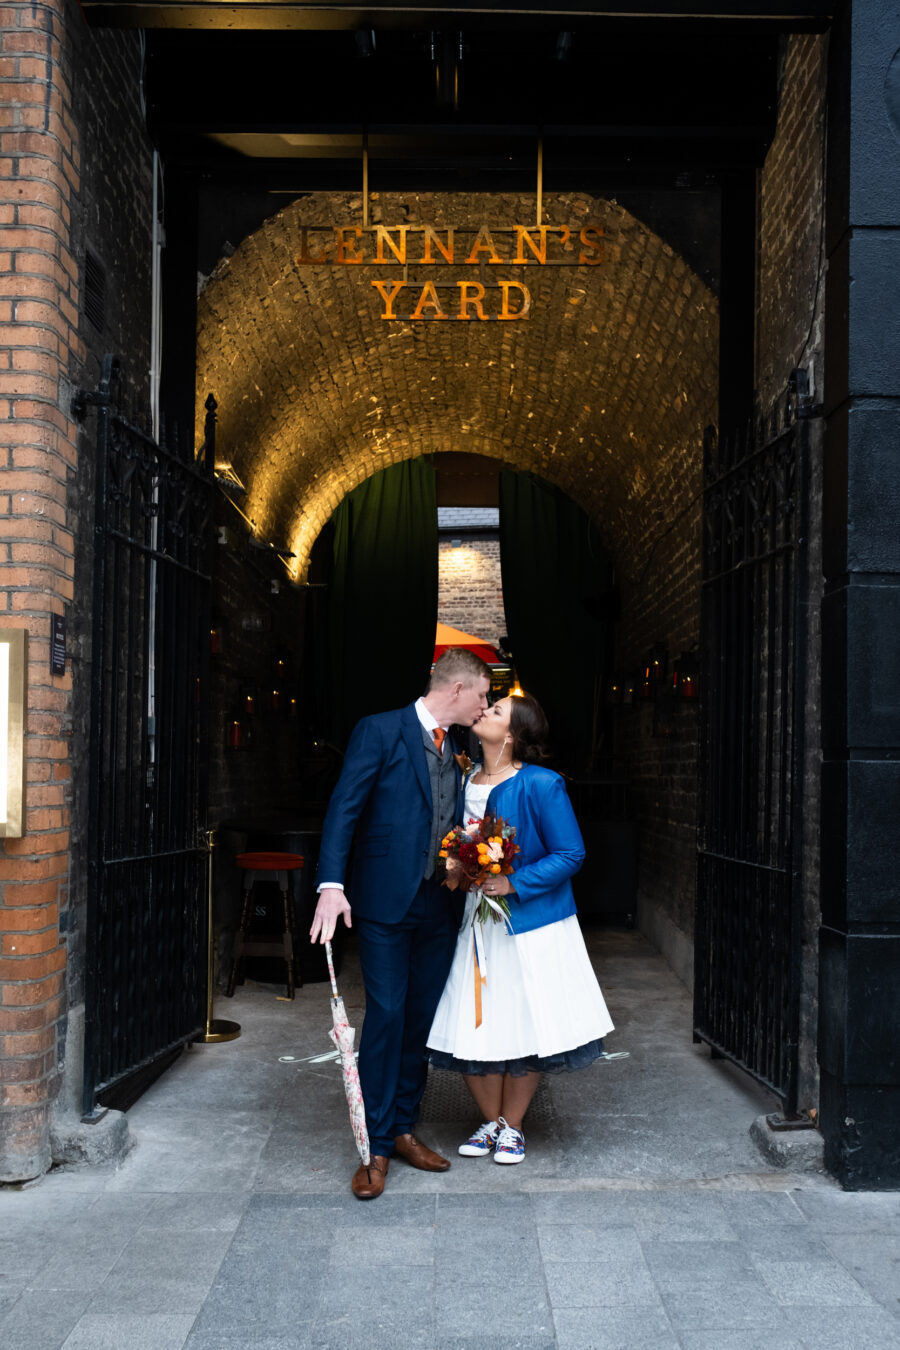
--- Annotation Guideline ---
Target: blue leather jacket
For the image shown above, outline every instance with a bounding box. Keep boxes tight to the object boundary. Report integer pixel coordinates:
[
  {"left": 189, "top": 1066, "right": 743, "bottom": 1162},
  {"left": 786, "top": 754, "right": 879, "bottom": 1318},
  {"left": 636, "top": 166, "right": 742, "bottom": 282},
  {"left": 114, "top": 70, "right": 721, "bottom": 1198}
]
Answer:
[{"left": 485, "top": 764, "right": 585, "bottom": 935}]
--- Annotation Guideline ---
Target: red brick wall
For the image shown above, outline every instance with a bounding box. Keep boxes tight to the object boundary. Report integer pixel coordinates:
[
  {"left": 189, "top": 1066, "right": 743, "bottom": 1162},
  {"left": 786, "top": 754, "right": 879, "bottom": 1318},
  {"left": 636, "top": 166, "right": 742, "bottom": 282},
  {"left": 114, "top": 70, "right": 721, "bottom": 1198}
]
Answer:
[
  {"left": 0, "top": 0, "right": 153, "bottom": 1180},
  {"left": 0, "top": 0, "right": 78, "bottom": 1179}
]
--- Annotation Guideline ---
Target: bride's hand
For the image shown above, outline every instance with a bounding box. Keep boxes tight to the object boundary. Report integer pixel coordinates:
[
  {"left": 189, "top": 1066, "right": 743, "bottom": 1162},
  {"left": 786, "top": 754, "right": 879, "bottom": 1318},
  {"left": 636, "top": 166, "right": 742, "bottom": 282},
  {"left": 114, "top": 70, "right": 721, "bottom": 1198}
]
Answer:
[{"left": 483, "top": 873, "right": 513, "bottom": 897}]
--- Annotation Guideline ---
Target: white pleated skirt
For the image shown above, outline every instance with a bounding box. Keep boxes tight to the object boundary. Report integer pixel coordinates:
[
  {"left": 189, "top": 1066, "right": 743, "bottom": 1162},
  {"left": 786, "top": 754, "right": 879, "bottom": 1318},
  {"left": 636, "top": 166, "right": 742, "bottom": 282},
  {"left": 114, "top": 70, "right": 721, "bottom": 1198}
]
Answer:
[{"left": 427, "top": 891, "right": 615, "bottom": 1065}]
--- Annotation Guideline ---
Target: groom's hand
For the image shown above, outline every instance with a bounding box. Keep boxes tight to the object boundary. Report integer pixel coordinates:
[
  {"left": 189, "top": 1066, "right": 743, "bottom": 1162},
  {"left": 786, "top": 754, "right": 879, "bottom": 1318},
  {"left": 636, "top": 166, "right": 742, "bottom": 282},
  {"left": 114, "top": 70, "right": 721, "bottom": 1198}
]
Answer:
[{"left": 309, "top": 887, "right": 352, "bottom": 945}]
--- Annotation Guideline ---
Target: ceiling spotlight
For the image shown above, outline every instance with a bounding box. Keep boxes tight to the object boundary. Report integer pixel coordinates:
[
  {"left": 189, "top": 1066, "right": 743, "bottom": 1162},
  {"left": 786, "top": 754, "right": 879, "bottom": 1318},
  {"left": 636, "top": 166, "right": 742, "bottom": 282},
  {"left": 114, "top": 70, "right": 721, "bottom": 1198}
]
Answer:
[
  {"left": 355, "top": 28, "right": 376, "bottom": 58},
  {"left": 555, "top": 31, "right": 573, "bottom": 61}
]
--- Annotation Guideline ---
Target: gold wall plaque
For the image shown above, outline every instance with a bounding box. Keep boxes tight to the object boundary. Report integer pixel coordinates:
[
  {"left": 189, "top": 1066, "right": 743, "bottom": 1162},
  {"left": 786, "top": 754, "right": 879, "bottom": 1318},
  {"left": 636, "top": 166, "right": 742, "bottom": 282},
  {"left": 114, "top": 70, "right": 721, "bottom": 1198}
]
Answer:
[{"left": 0, "top": 629, "right": 27, "bottom": 838}]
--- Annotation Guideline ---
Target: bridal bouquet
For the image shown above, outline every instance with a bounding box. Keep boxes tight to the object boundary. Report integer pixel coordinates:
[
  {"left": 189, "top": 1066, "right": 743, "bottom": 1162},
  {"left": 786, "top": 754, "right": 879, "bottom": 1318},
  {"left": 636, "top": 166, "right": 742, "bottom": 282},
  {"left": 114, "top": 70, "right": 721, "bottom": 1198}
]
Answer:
[{"left": 438, "top": 815, "right": 519, "bottom": 926}]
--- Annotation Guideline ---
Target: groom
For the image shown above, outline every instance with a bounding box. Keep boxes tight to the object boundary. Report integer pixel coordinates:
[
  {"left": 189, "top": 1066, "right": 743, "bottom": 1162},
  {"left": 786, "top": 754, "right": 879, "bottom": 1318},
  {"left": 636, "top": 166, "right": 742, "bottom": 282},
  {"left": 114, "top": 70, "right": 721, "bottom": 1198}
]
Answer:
[{"left": 310, "top": 648, "right": 492, "bottom": 1198}]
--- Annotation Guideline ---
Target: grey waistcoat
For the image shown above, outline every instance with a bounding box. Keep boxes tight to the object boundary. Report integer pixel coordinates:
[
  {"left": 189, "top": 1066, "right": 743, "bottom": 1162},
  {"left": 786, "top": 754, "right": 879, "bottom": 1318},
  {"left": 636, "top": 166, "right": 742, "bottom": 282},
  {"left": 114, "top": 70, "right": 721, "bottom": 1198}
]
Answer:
[{"left": 422, "top": 727, "right": 458, "bottom": 880}]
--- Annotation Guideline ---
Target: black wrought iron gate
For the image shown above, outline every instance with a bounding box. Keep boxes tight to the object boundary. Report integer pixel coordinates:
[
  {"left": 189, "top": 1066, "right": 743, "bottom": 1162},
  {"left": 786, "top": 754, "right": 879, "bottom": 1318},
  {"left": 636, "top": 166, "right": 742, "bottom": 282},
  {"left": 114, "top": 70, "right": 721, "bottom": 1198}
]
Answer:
[
  {"left": 694, "top": 374, "right": 812, "bottom": 1115},
  {"left": 80, "top": 357, "right": 215, "bottom": 1115}
]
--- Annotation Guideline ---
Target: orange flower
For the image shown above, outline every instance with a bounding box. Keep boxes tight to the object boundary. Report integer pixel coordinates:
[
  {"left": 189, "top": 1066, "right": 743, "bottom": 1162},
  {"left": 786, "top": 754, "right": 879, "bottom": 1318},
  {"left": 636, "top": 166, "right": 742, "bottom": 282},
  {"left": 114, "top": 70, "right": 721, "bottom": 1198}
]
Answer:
[
  {"left": 439, "top": 849, "right": 448, "bottom": 858},
  {"left": 490, "top": 863, "right": 502, "bottom": 873}
]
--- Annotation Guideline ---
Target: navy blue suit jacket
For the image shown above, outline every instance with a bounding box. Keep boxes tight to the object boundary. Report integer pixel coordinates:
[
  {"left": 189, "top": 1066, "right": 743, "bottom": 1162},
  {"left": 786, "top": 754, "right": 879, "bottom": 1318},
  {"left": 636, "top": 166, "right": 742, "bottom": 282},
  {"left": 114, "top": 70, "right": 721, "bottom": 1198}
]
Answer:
[{"left": 315, "top": 703, "right": 464, "bottom": 923}]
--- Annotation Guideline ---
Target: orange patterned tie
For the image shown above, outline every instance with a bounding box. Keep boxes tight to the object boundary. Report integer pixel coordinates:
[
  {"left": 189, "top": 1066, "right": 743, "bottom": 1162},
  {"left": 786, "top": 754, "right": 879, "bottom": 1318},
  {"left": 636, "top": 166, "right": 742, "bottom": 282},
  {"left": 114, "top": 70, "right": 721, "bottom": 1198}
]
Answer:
[{"left": 432, "top": 727, "right": 446, "bottom": 754}]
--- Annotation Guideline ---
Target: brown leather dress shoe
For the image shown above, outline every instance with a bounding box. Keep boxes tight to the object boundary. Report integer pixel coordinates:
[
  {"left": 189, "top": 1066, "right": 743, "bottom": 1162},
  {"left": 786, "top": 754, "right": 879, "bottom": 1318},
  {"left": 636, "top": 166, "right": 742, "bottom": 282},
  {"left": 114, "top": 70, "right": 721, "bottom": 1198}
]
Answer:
[
  {"left": 393, "top": 1133, "right": 451, "bottom": 1172},
  {"left": 351, "top": 1155, "right": 389, "bottom": 1199}
]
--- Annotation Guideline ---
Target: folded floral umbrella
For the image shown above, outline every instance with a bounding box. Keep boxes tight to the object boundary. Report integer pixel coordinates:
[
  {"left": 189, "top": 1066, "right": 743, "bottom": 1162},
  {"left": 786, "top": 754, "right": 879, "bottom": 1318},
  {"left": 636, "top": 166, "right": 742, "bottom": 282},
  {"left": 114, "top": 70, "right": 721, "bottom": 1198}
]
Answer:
[{"left": 325, "top": 940, "right": 370, "bottom": 1167}]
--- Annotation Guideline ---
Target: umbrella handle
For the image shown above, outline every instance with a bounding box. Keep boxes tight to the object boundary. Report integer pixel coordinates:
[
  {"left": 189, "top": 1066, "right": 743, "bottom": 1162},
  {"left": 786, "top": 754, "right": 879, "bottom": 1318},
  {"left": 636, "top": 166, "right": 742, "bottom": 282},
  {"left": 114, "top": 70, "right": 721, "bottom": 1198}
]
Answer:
[{"left": 325, "top": 940, "right": 340, "bottom": 999}]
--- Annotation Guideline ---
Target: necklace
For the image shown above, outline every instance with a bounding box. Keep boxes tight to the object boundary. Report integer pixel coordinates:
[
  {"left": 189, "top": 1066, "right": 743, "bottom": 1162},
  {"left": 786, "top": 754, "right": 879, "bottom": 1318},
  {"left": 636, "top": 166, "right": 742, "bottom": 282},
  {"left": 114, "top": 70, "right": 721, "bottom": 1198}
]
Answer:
[{"left": 478, "top": 754, "right": 516, "bottom": 781}]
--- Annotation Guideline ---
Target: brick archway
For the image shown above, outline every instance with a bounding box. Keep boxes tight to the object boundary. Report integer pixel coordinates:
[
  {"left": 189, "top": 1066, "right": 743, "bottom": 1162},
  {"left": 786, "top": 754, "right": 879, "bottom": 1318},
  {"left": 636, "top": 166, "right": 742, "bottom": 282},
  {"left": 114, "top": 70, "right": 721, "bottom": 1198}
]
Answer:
[{"left": 196, "top": 191, "right": 718, "bottom": 582}]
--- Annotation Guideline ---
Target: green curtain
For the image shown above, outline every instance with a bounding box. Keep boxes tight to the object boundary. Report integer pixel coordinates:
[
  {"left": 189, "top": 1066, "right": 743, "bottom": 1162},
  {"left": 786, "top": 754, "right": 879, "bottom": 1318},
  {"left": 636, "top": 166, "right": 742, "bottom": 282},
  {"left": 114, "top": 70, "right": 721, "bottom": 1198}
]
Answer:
[
  {"left": 329, "top": 458, "right": 438, "bottom": 747},
  {"left": 499, "top": 471, "right": 614, "bottom": 775}
]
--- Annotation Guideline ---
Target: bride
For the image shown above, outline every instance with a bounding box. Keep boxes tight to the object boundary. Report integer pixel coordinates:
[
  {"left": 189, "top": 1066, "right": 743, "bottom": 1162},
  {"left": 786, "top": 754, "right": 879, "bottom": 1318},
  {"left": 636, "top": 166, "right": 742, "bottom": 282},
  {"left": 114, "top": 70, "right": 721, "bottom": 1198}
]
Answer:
[{"left": 427, "top": 691, "right": 616, "bottom": 1164}]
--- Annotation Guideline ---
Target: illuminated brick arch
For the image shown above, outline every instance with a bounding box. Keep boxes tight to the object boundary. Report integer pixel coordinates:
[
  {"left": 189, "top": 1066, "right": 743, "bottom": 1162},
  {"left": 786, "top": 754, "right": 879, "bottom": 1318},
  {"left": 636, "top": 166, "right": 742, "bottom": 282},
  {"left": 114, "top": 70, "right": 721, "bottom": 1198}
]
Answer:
[{"left": 196, "top": 190, "right": 718, "bottom": 581}]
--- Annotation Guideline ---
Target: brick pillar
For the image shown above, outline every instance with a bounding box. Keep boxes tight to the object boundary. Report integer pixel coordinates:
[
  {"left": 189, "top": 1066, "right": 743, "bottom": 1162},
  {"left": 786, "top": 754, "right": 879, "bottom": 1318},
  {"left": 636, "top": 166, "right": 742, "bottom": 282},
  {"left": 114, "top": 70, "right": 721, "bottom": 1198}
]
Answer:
[{"left": 0, "top": 0, "right": 78, "bottom": 1181}]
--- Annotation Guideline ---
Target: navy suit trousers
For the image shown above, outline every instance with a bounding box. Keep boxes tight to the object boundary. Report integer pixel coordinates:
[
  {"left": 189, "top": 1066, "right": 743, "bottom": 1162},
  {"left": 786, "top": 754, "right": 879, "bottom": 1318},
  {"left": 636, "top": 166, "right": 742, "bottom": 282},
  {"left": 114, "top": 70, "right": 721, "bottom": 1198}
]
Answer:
[{"left": 355, "top": 878, "right": 461, "bottom": 1157}]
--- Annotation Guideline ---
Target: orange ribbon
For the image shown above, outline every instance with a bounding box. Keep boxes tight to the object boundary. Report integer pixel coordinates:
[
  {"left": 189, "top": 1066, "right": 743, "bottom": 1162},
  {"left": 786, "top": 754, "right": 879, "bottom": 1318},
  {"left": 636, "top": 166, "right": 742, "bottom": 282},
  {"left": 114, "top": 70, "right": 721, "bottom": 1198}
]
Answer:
[{"left": 473, "top": 930, "right": 485, "bottom": 1028}]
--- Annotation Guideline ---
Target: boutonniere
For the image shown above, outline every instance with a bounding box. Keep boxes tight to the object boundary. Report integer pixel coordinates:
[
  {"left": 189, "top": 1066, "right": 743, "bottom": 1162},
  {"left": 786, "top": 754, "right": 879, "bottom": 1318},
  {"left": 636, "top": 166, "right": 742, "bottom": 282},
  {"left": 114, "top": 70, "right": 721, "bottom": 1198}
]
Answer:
[{"left": 453, "top": 750, "right": 474, "bottom": 780}]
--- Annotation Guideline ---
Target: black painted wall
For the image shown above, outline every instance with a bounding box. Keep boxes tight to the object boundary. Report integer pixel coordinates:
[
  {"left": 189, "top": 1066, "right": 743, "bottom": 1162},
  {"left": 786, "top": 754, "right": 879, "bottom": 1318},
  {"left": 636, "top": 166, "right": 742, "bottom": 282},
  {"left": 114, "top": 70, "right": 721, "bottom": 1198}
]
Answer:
[{"left": 820, "top": 0, "right": 900, "bottom": 1189}]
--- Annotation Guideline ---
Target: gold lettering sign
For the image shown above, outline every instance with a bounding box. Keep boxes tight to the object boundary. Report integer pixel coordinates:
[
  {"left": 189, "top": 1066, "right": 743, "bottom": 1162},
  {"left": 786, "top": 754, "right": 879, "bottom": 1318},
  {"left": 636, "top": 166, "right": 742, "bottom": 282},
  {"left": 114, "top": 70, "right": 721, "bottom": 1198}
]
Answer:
[{"left": 293, "top": 223, "right": 604, "bottom": 321}]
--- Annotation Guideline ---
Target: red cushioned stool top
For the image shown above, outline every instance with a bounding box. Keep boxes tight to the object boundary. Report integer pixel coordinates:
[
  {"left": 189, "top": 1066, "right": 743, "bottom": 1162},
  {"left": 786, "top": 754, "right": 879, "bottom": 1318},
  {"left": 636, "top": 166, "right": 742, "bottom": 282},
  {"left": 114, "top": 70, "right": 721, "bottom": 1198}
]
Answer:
[{"left": 236, "top": 851, "right": 304, "bottom": 871}]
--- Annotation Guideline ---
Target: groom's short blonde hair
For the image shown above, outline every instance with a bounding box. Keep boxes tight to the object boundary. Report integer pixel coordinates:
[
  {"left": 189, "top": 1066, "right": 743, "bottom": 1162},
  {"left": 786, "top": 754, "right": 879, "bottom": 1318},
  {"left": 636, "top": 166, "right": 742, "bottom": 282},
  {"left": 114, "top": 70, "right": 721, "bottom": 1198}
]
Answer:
[{"left": 428, "top": 648, "right": 492, "bottom": 690}]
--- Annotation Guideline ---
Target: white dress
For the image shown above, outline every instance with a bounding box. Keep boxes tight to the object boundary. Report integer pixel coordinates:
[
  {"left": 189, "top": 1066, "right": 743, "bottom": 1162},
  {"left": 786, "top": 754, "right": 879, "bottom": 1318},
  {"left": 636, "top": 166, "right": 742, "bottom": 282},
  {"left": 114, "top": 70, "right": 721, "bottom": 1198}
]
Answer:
[{"left": 427, "top": 772, "right": 615, "bottom": 1071}]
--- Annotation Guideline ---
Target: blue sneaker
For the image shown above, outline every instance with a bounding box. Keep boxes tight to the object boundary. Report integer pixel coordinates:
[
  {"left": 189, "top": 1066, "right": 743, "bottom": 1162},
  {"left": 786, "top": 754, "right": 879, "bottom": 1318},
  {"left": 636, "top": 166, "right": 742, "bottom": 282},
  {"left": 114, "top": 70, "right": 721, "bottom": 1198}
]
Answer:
[
  {"left": 493, "top": 1117, "right": 525, "bottom": 1164},
  {"left": 458, "top": 1120, "right": 500, "bottom": 1157}
]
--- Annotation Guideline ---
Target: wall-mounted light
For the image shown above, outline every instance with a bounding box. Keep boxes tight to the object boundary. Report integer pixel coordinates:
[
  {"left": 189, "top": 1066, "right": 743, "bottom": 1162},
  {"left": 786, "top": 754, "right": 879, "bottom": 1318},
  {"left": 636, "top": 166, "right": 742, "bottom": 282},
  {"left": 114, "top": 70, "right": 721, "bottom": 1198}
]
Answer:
[
  {"left": 672, "top": 651, "right": 700, "bottom": 700},
  {"left": 606, "top": 675, "right": 622, "bottom": 706},
  {"left": 0, "top": 629, "right": 26, "bottom": 838},
  {"left": 249, "top": 538, "right": 295, "bottom": 558},
  {"left": 621, "top": 674, "right": 636, "bottom": 707},
  {"left": 214, "top": 462, "right": 246, "bottom": 495},
  {"left": 639, "top": 644, "right": 668, "bottom": 701}
]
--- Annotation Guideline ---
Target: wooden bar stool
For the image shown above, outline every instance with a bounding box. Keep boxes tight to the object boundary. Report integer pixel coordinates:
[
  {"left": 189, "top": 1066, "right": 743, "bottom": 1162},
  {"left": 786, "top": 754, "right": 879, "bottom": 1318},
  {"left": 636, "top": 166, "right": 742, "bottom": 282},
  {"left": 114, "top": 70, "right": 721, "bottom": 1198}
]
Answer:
[{"left": 226, "top": 851, "right": 304, "bottom": 1000}]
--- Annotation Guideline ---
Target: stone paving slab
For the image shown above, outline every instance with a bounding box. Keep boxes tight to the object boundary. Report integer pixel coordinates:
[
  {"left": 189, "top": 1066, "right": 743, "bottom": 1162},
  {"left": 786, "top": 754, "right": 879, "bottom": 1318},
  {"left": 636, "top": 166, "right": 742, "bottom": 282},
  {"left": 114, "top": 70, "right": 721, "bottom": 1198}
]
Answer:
[{"left": 1, "top": 931, "right": 900, "bottom": 1350}]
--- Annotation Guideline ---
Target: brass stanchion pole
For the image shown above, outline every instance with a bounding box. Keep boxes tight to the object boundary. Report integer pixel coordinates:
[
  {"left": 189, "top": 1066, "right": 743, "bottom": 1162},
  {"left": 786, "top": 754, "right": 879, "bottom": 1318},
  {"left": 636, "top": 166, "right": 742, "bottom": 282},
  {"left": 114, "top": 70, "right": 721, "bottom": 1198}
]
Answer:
[{"left": 200, "top": 828, "right": 241, "bottom": 1044}]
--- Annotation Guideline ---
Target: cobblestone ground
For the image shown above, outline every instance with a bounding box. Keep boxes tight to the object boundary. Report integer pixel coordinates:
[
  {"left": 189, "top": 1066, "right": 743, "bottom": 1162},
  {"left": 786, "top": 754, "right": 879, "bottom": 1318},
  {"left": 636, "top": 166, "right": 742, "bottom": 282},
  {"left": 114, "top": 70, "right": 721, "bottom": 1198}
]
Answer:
[{"left": 1, "top": 930, "right": 899, "bottom": 1350}]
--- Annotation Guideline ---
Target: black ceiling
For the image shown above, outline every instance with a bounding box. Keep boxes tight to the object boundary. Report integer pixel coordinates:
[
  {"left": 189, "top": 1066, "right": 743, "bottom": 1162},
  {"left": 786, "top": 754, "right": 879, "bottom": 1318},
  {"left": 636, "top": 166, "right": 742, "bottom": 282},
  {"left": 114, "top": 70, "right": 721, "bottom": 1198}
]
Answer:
[
  {"left": 147, "top": 24, "right": 788, "bottom": 183},
  {"left": 87, "top": 1, "right": 834, "bottom": 31}
]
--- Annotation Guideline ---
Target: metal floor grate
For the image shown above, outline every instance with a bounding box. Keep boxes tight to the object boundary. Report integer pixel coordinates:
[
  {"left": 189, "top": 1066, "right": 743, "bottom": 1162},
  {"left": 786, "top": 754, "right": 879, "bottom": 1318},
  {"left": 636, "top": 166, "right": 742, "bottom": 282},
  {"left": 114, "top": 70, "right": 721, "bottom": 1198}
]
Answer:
[{"left": 419, "top": 1068, "right": 555, "bottom": 1124}]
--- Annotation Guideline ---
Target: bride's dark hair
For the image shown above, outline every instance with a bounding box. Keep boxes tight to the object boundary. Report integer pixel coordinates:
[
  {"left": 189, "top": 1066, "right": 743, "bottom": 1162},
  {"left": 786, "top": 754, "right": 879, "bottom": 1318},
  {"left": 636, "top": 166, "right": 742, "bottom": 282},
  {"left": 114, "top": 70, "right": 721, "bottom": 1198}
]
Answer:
[{"left": 509, "top": 692, "right": 551, "bottom": 764}]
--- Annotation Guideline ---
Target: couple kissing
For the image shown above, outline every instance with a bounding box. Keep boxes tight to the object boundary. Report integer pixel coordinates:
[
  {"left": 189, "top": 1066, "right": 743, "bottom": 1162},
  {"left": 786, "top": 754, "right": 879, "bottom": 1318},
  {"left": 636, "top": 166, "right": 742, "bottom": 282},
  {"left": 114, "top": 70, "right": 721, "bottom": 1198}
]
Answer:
[{"left": 309, "top": 648, "right": 615, "bottom": 1198}]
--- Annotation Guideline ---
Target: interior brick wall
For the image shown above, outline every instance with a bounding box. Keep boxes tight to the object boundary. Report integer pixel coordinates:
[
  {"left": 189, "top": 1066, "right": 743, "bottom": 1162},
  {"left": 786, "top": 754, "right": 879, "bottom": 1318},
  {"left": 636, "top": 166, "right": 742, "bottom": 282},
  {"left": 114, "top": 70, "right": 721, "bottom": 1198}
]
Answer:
[
  {"left": 65, "top": 11, "right": 153, "bottom": 1054},
  {"left": 757, "top": 33, "right": 828, "bottom": 406},
  {"left": 755, "top": 31, "right": 828, "bottom": 1102},
  {"left": 438, "top": 539, "right": 505, "bottom": 647},
  {"left": 196, "top": 190, "right": 719, "bottom": 588},
  {"left": 207, "top": 505, "right": 308, "bottom": 828},
  {"left": 612, "top": 502, "right": 702, "bottom": 981},
  {"left": 609, "top": 34, "right": 829, "bottom": 994}
]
